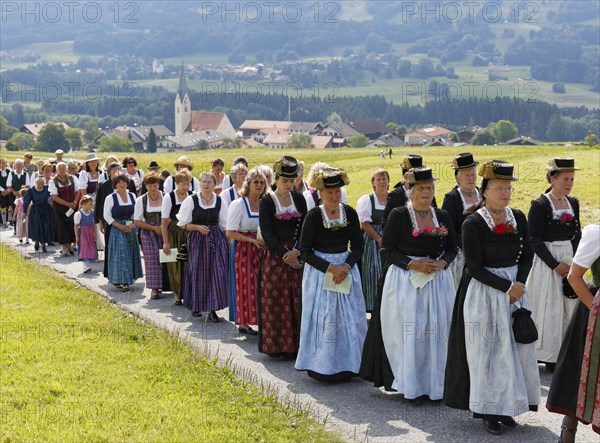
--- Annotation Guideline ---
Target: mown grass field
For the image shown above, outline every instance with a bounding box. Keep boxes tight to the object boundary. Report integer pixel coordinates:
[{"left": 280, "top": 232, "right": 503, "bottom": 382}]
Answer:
[
  {"left": 3, "top": 145, "right": 598, "bottom": 224},
  {"left": 0, "top": 244, "right": 342, "bottom": 442}
]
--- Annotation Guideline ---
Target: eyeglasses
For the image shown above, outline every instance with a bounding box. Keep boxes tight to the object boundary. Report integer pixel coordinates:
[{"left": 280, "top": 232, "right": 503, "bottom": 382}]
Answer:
[
  {"left": 488, "top": 186, "right": 513, "bottom": 193},
  {"left": 126, "top": 162, "right": 135, "bottom": 165},
  {"left": 250, "top": 180, "right": 265, "bottom": 185}
]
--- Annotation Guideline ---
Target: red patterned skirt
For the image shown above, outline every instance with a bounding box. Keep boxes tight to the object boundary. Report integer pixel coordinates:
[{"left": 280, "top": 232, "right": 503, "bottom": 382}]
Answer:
[
  {"left": 257, "top": 244, "right": 302, "bottom": 355},
  {"left": 234, "top": 231, "right": 260, "bottom": 325},
  {"left": 577, "top": 290, "right": 600, "bottom": 434}
]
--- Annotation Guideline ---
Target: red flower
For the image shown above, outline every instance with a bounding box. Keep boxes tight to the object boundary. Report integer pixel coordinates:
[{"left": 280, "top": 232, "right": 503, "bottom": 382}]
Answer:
[
  {"left": 425, "top": 228, "right": 433, "bottom": 233},
  {"left": 560, "top": 213, "right": 574, "bottom": 223},
  {"left": 494, "top": 224, "right": 507, "bottom": 234},
  {"left": 412, "top": 230, "right": 419, "bottom": 237}
]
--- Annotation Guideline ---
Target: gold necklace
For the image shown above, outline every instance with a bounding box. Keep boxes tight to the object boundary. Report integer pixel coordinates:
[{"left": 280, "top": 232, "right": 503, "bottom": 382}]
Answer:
[
  {"left": 488, "top": 207, "right": 504, "bottom": 215},
  {"left": 550, "top": 191, "right": 565, "bottom": 202}
]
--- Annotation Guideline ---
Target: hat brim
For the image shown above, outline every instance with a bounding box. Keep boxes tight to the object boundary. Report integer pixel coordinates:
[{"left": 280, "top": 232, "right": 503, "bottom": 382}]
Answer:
[
  {"left": 174, "top": 162, "right": 193, "bottom": 170},
  {"left": 451, "top": 161, "right": 479, "bottom": 170},
  {"left": 412, "top": 177, "right": 439, "bottom": 183},
  {"left": 551, "top": 167, "right": 581, "bottom": 172},
  {"left": 85, "top": 157, "right": 101, "bottom": 163}
]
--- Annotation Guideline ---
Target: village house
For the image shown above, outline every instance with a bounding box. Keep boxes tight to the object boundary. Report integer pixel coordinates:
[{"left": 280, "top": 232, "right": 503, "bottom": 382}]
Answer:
[{"left": 404, "top": 126, "right": 452, "bottom": 146}]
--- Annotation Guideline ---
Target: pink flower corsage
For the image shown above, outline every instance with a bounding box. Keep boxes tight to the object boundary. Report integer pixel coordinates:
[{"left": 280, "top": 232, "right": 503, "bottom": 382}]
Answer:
[
  {"left": 559, "top": 213, "right": 574, "bottom": 224},
  {"left": 463, "top": 204, "right": 478, "bottom": 216},
  {"left": 276, "top": 211, "right": 301, "bottom": 221},
  {"left": 412, "top": 226, "right": 449, "bottom": 237}
]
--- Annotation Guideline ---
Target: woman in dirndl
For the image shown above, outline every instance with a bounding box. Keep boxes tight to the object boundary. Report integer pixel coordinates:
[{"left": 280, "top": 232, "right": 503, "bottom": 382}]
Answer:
[
  {"left": 361, "top": 167, "right": 457, "bottom": 403},
  {"left": 548, "top": 223, "right": 600, "bottom": 442},
  {"left": 226, "top": 167, "right": 267, "bottom": 335},
  {"left": 296, "top": 167, "right": 367, "bottom": 382},
  {"left": 79, "top": 153, "right": 103, "bottom": 198},
  {"left": 178, "top": 172, "right": 228, "bottom": 321},
  {"left": 221, "top": 162, "right": 248, "bottom": 322},
  {"left": 257, "top": 156, "right": 307, "bottom": 357},
  {"left": 134, "top": 172, "right": 166, "bottom": 300},
  {"left": 441, "top": 153, "right": 481, "bottom": 288},
  {"left": 23, "top": 175, "right": 53, "bottom": 252},
  {"left": 526, "top": 158, "right": 581, "bottom": 373},
  {"left": 49, "top": 162, "right": 80, "bottom": 256},
  {"left": 356, "top": 168, "right": 389, "bottom": 312},
  {"left": 103, "top": 173, "right": 143, "bottom": 292},
  {"left": 444, "top": 160, "right": 540, "bottom": 435},
  {"left": 161, "top": 170, "right": 192, "bottom": 305}
]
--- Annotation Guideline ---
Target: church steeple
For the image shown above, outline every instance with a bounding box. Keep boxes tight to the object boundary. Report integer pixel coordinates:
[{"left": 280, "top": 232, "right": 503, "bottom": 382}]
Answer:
[
  {"left": 174, "top": 60, "right": 192, "bottom": 137},
  {"left": 177, "top": 60, "right": 188, "bottom": 98}
]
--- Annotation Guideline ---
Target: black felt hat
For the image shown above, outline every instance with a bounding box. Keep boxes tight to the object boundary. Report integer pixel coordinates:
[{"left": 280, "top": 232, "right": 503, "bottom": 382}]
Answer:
[
  {"left": 546, "top": 158, "right": 580, "bottom": 172},
  {"left": 273, "top": 156, "right": 299, "bottom": 179},
  {"left": 148, "top": 161, "right": 161, "bottom": 170},
  {"left": 405, "top": 166, "right": 439, "bottom": 185},
  {"left": 402, "top": 154, "right": 423, "bottom": 174},
  {"left": 479, "top": 160, "right": 518, "bottom": 181},
  {"left": 451, "top": 152, "right": 479, "bottom": 170}
]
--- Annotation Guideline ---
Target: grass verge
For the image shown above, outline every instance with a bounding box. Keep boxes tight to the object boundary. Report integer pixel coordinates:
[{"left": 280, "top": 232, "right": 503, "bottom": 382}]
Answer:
[{"left": 0, "top": 244, "right": 342, "bottom": 442}]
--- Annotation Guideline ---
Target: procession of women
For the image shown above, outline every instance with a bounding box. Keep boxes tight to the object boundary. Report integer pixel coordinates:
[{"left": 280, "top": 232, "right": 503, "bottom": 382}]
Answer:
[{"left": 1, "top": 150, "right": 598, "bottom": 441}]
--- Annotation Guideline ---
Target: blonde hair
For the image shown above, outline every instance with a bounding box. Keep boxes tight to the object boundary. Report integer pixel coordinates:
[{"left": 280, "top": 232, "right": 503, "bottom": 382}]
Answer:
[
  {"left": 199, "top": 171, "right": 217, "bottom": 185},
  {"left": 240, "top": 168, "right": 268, "bottom": 198},
  {"left": 371, "top": 168, "right": 390, "bottom": 190}
]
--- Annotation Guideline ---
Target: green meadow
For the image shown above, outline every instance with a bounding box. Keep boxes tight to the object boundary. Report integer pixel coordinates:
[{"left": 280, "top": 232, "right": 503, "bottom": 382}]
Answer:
[{"left": 0, "top": 244, "right": 341, "bottom": 442}]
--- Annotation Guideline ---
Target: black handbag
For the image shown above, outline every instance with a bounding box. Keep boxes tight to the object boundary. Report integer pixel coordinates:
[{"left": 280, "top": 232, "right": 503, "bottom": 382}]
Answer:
[
  {"left": 562, "top": 277, "right": 577, "bottom": 299},
  {"left": 176, "top": 243, "right": 188, "bottom": 263},
  {"left": 512, "top": 302, "right": 538, "bottom": 344}
]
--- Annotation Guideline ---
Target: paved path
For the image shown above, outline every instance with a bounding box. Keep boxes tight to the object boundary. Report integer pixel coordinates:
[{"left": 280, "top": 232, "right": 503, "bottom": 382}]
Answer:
[{"left": 2, "top": 230, "right": 597, "bottom": 442}]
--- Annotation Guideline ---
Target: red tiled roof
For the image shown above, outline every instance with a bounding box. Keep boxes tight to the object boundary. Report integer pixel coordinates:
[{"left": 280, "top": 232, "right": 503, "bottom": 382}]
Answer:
[{"left": 187, "top": 111, "right": 226, "bottom": 132}]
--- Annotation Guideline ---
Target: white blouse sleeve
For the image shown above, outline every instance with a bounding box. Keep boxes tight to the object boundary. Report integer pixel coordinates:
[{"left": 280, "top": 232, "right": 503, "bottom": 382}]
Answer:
[
  {"left": 134, "top": 197, "right": 145, "bottom": 221},
  {"left": 192, "top": 177, "right": 201, "bottom": 192},
  {"left": 341, "top": 187, "right": 348, "bottom": 204},
  {"left": 176, "top": 195, "right": 195, "bottom": 227},
  {"left": 48, "top": 179, "right": 58, "bottom": 196},
  {"left": 356, "top": 194, "right": 373, "bottom": 223},
  {"left": 226, "top": 198, "right": 243, "bottom": 231},
  {"left": 573, "top": 224, "right": 600, "bottom": 268},
  {"left": 72, "top": 175, "right": 80, "bottom": 192},
  {"left": 163, "top": 176, "right": 174, "bottom": 194},
  {"left": 79, "top": 171, "right": 89, "bottom": 191},
  {"left": 161, "top": 193, "right": 173, "bottom": 219},
  {"left": 74, "top": 211, "right": 82, "bottom": 225},
  {"left": 218, "top": 196, "right": 228, "bottom": 231},
  {"left": 104, "top": 193, "right": 115, "bottom": 225},
  {"left": 138, "top": 169, "right": 145, "bottom": 180},
  {"left": 303, "top": 190, "right": 316, "bottom": 211}
]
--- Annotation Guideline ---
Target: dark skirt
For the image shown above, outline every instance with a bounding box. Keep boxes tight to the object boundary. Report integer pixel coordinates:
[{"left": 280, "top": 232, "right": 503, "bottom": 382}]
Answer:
[
  {"left": 28, "top": 203, "right": 53, "bottom": 243},
  {"left": 257, "top": 245, "right": 302, "bottom": 355},
  {"left": 183, "top": 226, "right": 228, "bottom": 313},
  {"left": 166, "top": 222, "right": 187, "bottom": 299},
  {"left": 53, "top": 203, "right": 75, "bottom": 244},
  {"left": 359, "top": 265, "right": 396, "bottom": 392},
  {"left": 547, "top": 301, "right": 590, "bottom": 418}
]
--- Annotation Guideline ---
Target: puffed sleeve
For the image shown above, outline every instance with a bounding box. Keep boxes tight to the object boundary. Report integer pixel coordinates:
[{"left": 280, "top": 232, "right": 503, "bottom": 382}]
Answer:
[
  {"left": 515, "top": 209, "right": 534, "bottom": 285},
  {"left": 299, "top": 208, "right": 331, "bottom": 273},
  {"left": 382, "top": 187, "right": 408, "bottom": 229},
  {"left": 341, "top": 187, "right": 349, "bottom": 204},
  {"left": 439, "top": 209, "right": 458, "bottom": 265},
  {"left": 527, "top": 198, "right": 559, "bottom": 270},
  {"left": 573, "top": 224, "right": 600, "bottom": 268},
  {"left": 259, "top": 195, "right": 286, "bottom": 257},
  {"left": 79, "top": 171, "right": 89, "bottom": 191},
  {"left": 134, "top": 196, "right": 145, "bottom": 221},
  {"left": 356, "top": 194, "right": 373, "bottom": 223},
  {"left": 176, "top": 195, "right": 195, "bottom": 227},
  {"left": 163, "top": 176, "right": 174, "bottom": 194},
  {"left": 303, "top": 190, "right": 316, "bottom": 211},
  {"left": 462, "top": 215, "right": 512, "bottom": 292},
  {"left": 161, "top": 193, "right": 173, "bottom": 219},
  {"left": 104, "top": 193, "right": 115, "bottom": 225},
  {"left": 381, "top": 209, "right": 413, "bottom": 270},
  {"left": 441, "top": 189, "right": 464, "bottom": 248},
  {"left": 226, "top": 198, "right": 243, "bottom": 231},
  {"left": 217, "top": 195, "right": 228, "bottom": 231},
  {"left": 72, "top": 175, "right": 80, "bottom": 192},
  {"left": 48, "top": 179, "right": 58, "bottom": 196},
  {"left": 74, "top": 211, "right": 82, "bottom": 225},
  {"left": 345, "top": 206, "right": 365, "bottom": 268}
]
